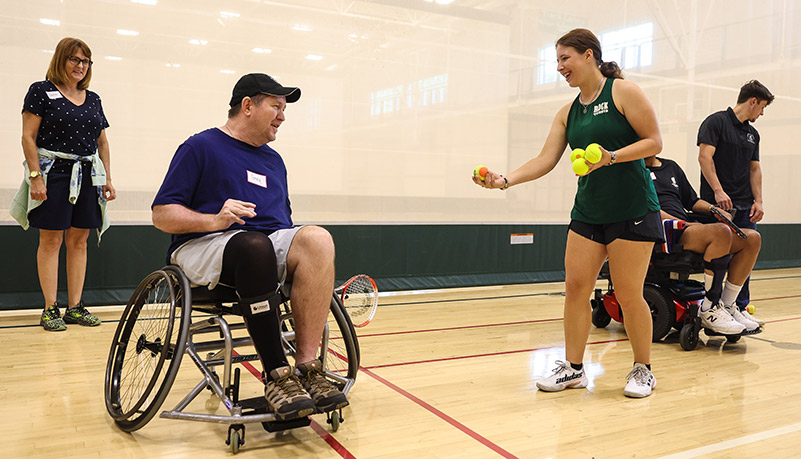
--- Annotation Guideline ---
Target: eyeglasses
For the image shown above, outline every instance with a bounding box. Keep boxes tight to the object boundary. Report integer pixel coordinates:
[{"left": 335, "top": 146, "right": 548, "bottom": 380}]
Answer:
[{"left": 67, "top": 56, "right": 93, "bottom": 67}]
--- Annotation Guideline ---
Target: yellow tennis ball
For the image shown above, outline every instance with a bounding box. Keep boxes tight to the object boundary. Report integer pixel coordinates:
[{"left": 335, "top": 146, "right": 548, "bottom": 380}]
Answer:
[
  {"left": 570, "top": 148, "right": 585, "bottom": 163},
  {"left": 473, "top": 165, "right": 488, "bottom": 181},
  {"left": 585, "top": 143, "right": 602, "bottom": 163},
  {"left": 572, "top": 158, "right": 589, "bottom": 175},
  {"left": 746, "top": 304, "right": 756, "bottom": 314}
]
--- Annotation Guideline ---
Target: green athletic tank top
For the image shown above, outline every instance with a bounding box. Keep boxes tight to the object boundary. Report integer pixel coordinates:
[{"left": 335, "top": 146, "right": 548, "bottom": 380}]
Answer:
[{"left": 565, "top": 78, "right": 660, "bottom": 224}]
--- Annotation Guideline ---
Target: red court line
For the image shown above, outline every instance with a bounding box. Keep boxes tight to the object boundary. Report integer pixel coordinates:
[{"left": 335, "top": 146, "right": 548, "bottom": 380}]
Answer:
[
  {"left": 357, "top": 317, "right": 563, "bottom": 338},
  {"left": 361, "top": 367, "right": 519, "bottom": 459},
  {"left": 233, "top": 351, "right": 356, "bottom": 459},
  {"left": 363, "top": 338, "right": 631, "bottom": 370}
]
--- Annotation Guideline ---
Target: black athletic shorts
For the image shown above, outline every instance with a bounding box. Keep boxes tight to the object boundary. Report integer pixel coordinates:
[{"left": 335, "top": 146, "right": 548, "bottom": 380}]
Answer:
[
  {"left": 28, "top": 159, "right": 102, "bottom": 230},
  {"left": 569, "top": 210, "right": 664, "bottom": 245}
]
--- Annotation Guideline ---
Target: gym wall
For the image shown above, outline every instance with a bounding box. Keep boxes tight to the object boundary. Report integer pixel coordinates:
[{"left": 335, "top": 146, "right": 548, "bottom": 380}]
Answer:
[{"left": 2, "top": 1, "right": 800, "bottom": 309}]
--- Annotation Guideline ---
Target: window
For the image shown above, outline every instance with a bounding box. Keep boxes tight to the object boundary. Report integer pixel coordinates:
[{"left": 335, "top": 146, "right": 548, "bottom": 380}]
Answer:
[
  {"left": 371, "top": 74, "right": 448, "bottom": 116},
  {"left": 601, "top": 22, "right": 654, "bottom": 69}
]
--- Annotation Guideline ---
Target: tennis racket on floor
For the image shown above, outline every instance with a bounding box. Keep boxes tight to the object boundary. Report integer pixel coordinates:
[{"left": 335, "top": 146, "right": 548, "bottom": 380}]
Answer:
[
  {"left": 335, "top": 274, "right": 378, "bottom": 327},
  {"left": 710, "top": 206, "right": 748, "bottom": 240}
]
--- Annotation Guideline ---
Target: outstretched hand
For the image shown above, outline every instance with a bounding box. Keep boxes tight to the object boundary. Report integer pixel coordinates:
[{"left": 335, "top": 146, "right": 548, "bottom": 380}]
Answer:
[{"left": 472, "top": 169, "right": 506, "bottom": 189}]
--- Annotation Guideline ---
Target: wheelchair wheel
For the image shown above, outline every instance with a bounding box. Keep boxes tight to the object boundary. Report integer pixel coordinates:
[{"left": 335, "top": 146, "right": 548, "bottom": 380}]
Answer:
[
  {"left": 279, "top": 294, "right": 359, "bottom": 386},
  {"left": 679, "top": 323, "right": 698, "bottom": 351},
  {"left": 726, "top": 335, "right": 741, "bottom": 343},
  {"left": 643, "top": 284, "right": 675, "bottom": 342},
  {"left": 591, "top": 300, "right": 612, "bottom": 328},
  {"left": 104, "top": 266, "right": 191, "bottom": 432}
]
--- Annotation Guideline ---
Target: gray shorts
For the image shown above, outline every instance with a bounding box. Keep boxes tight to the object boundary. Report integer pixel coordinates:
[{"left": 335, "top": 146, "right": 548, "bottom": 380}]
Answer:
[{"left": 170, "top": 226, "right": 303, "bottom": 293}]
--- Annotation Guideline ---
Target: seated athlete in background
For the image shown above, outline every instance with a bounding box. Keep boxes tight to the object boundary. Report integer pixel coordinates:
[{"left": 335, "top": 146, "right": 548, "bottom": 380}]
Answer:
[{"left": 645, "top": 155, "right": 763, "bottom": 334}]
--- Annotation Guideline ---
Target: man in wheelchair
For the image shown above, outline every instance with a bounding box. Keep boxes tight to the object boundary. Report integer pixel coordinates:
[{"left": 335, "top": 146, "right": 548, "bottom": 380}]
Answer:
[
  {"left": 645, "top": 155, "right": 763, "bottom": 335},
  {"left": 151, "top": 73, "right": 348, "bottom": 421}
]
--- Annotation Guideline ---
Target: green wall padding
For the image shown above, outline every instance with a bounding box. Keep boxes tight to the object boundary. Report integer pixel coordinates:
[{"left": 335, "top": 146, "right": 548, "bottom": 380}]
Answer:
[{"left": 1, "top": 223, "right": 799, "bottom": 310}]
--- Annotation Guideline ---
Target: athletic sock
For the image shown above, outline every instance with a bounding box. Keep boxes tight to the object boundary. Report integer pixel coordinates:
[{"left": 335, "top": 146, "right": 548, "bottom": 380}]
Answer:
[
  {"left": 570, "top": 362, "right": 583, "bottom": 371},
  {"left": 703, "top": 271, "right": 714, "bottom": 292},
  {"left": 721, "top": 280, "right": 743, "bottom": 307},
  {"left": 700, "top": 296, "right": 714, "bottom": 312}
]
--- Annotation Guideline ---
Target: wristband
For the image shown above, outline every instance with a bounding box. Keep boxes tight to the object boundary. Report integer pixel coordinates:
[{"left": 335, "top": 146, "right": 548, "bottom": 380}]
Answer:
[
  {"left": 501, "top": 176, "right": 509, "bottom": 190},
  {"left": 606, "top": 150, "right": 617, "bottom": 166}
]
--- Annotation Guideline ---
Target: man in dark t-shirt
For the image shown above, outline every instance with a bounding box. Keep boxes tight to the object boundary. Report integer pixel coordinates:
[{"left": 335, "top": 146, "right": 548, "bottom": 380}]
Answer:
[
  {"left": 697, "top": 80, "right": 774, "bottom": 310},
  {"left": 152, "top": 73, "right": 348, "bottom": 421},
  {"left": 645, "top": 156, "right": 763, "bottom": 334}
]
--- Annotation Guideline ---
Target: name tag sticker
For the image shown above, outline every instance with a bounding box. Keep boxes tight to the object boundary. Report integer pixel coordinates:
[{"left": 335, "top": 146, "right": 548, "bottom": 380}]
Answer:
[
  {"left": 650, "top": 171, "right": 656, "bottom": 180},
  {"left": 45, "top": 91, "right": 63, "bottom": 100},
  {"left": 247, "top": 170, "right": 267, "bottom": 188}
]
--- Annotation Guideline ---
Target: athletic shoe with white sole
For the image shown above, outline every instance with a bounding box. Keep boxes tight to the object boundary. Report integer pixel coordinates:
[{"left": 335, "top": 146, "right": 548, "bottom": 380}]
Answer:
[
  {"left": 724, "top": 302, "right": 759, "bottom": 331},
  {"left": 700, "top": 302, "right": 745, "bottom": 334},
  {"left": 740, "top": 308, "right": 765, "bottom": 327},
  {"left": 623, "top": 363, "right": 656, "bottom": 398},
  {"left": 536, "top": 360, "right": 588, "bottom": 392}
]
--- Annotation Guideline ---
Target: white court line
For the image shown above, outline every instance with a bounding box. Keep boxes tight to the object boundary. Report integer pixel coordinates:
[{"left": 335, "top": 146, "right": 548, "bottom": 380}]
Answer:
[{"left": 658, "top": 422, "right": 801, "bottom": 459}]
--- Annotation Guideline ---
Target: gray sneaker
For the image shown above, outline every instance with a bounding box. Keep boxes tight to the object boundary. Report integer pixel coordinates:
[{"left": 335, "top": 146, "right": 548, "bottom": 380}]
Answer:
[
  {"left": 296, "top": 359, "right": 349, "bottom": 412},
  {"left": 264, "top": 366, "right": 315, "bottom": 421}
]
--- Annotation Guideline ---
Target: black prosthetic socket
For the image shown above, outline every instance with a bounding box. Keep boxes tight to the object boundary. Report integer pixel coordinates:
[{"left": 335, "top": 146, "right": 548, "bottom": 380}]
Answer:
[{"left": 220, "top": 231, "right": 288, "bottom": 372}]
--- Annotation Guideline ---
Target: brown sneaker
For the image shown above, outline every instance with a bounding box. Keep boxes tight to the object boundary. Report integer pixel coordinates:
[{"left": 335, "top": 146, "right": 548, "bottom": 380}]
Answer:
[
  {"left": 264, "top": 366, "right": 315, "bottom": 421},
  {"left": 296, "top": 359, "right": 349, "bottom": 412}
]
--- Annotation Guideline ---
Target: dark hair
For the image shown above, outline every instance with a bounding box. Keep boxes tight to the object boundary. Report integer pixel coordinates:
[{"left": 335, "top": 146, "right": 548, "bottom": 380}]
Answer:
[
  {"left": 737, "top": 80, "right": 774, "bottom": 105},
  {"left": 556, "top": 28, "right": 623, "bottom": 79},
  {"left": 227, "top": 93, "right": 269, "bottom": 118},
  {"left": 46, "top": 37, "right": 93, "bottom": 90}
]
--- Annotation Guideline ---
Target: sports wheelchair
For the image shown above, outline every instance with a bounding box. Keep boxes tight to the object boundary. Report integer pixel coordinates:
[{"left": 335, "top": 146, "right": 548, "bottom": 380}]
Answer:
[
  {"left": 591, "top": 218, "right": 760, "bottom": 351},
  {"left": 104, "top": 265, "right": 359, "bottom": 454}
]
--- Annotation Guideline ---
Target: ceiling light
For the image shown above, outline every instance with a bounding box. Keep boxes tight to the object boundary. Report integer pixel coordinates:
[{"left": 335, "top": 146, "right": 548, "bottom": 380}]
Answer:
[
  {"left": 40, "top": 18, "right": 60, "bottom": 26},
  {"left": 189, "top": 39, "right": 208, "bottom": 45},
  {"left": 306, "top": 54, "right": 323, "bottom": 61},
  {"left": 292, "top": 24, "right": 312, "bottom": 32},
  {"left": 252, "top": 47, "right": 272, "bottom": 54},
  {"left": 131, "top": 0, "right": 157, "bottom": 5},
  {"left": 116, "top": 29, "right": 139, "bottom": 36},
  {"left": 220, "top": 11, "right": 239, "bottom": 18},
  {"left": 105, "top": 56, "right": 123, "bottom": 61},
  {"left": 220, "top": 69, "right": 236, "bottom": 74}
]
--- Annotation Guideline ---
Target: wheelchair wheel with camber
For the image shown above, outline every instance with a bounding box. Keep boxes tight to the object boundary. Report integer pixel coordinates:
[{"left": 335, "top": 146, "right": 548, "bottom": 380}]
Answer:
[{"left": 104, "top": 265, "right": 191, "bottom": 432}]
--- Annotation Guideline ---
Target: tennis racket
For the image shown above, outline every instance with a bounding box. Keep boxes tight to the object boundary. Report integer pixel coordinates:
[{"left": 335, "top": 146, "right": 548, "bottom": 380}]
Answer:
[
  {"left": 710, "top": 206, "right": 748, "bottom": 240},
  {"left": 335, "top": 274, "right": 378, "bottom": 327}
]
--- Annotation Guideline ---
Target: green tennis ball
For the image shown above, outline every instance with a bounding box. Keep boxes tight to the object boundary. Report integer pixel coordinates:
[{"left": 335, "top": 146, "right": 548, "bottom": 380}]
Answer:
[
  {"left": 572, "top": 158, "right": 589, "bottom": 175},
  {"left": 473, "top": 165, "right": 488, "bottom": 181},
  {"left": 570, "top": 148, "right": 584, "bottom": 163},
  {"left": 585, "top": 143, "right": 602, "bottom": 163}
]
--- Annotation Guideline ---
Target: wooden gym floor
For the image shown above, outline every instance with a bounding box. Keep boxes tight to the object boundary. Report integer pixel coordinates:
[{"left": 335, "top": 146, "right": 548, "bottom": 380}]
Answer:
[{"left": 1, "top": 267, "right": 800, "bottom": 458}]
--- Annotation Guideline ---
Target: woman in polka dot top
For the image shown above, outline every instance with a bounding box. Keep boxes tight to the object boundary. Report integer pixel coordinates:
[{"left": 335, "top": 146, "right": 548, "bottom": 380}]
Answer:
[{"left": 19, "top": 37, "right": 116, "bottom": 331}]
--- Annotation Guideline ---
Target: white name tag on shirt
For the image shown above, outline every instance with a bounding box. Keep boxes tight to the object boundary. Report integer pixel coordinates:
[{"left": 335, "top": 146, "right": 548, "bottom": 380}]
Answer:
[
  {"left": 247, "top": 170, "right": 267, "bottom": 188},
  {"left": 650, "top": 171, "right": 657, "bottom": 180},
  {"left": 45, "top": 91, "right": 63, "bottom": 100}
]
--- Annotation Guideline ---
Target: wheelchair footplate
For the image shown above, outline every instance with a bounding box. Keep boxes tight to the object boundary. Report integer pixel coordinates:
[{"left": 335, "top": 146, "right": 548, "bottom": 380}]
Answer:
[
  {"left": 703, "top": 327, "right": 763, "bottom": 338},
  {"left": 237, "top": 396, "right": 313, "bottom": 432}
]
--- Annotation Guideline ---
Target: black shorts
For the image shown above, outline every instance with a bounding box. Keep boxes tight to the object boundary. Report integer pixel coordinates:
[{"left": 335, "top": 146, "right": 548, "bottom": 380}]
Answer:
[
  {"left": 569, "top": 211, "right": 664, "bottom": 245},
  {"left": 28, "top": 159, "right": 102, "bottom": 230}
]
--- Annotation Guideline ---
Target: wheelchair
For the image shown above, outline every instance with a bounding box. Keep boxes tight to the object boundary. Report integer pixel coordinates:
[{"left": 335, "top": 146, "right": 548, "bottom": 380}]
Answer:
[
  {"left": 590, "top": 218, "right": 760, "bottom": 351},
  {"left": 104, "top": 265, "right": 359, "bottom": 454}
]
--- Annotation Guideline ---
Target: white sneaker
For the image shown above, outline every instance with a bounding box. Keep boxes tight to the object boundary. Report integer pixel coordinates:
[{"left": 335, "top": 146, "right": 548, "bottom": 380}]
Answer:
[
  {"left": 623, "top": 363, "right": 656, "bottom": 398},
  {"left": 740, "top": 308, "right": 765, "bottom": 327},
  {"left": 536, "top": 360, "right": 588, "bottom": 392},
  {"left": 700, "top": 303, "right": 745, "bottom": 334},
  {"left": 724, "top": 303, "right": 759, "bottom": 331}
]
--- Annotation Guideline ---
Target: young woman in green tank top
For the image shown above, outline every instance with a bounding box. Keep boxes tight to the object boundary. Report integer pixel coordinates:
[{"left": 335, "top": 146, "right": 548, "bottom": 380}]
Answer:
[{"left": 472, "top": 28, "right": 663, "bottom": 398}]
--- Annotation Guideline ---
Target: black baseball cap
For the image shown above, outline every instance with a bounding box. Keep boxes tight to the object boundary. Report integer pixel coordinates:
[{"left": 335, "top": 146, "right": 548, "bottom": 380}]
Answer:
[{"left": 229, "top": 73, "right": 301, "bottom": 106}]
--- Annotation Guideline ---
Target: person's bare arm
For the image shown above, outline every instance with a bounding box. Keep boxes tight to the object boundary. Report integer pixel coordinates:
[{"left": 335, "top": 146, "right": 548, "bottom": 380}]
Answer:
[
  {"left": 152, "top": 199, "right": 257, "bottom": 234},
  {"left": 698, "top": 143, "right": 732, "bottom": 210},
  {"left": 22, "top": 111, "right": 47, "bottom": 201}
]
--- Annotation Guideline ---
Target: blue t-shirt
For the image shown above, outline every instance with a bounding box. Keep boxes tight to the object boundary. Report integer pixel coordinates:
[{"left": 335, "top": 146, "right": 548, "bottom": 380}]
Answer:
[
  {"left": 152, "top": 128, "right": 294, "bottom": 258},
  {"left": 22, "top": 80, "right": 109, "bottom": 156}
]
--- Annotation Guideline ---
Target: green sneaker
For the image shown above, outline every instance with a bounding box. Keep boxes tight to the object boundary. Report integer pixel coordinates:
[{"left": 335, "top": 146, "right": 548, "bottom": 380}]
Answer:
[
  {"left": 40, "top": 303, "right": 66, "bottom": 332},
  {"left": 63, "top": 302, "right": 101, "bottom": 326}
]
